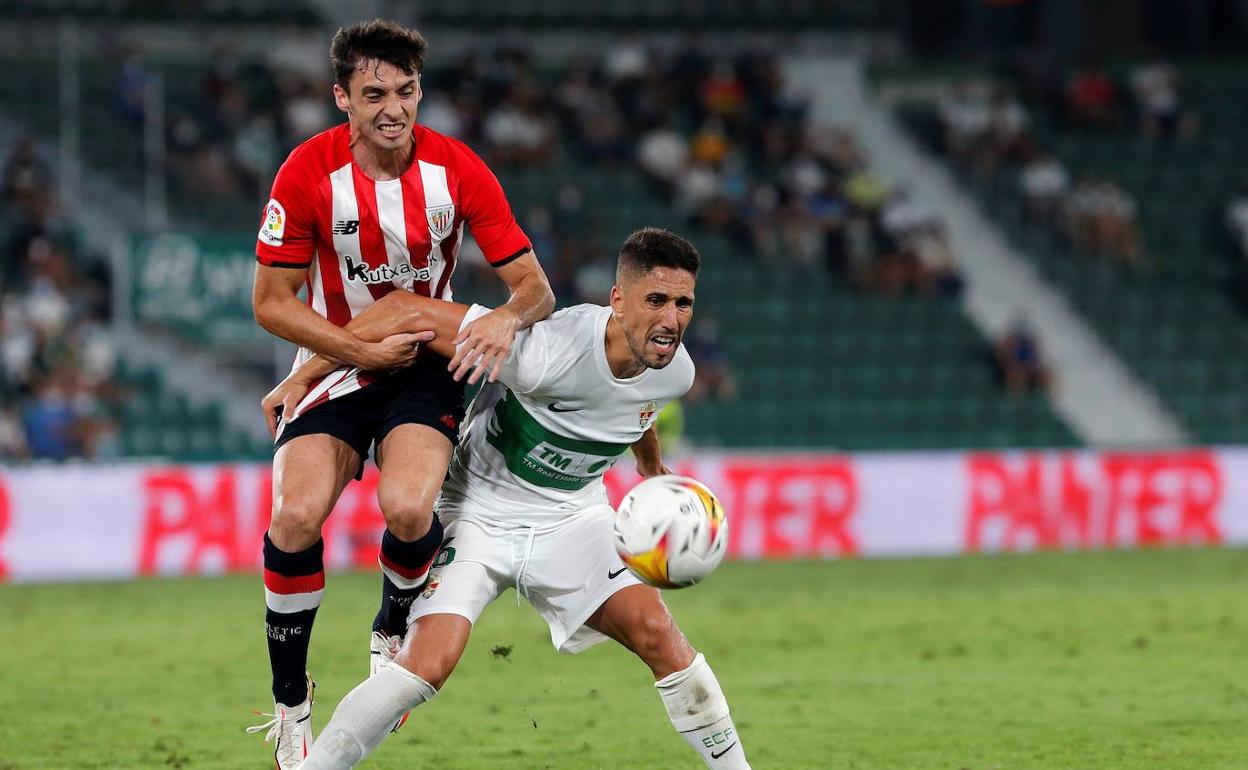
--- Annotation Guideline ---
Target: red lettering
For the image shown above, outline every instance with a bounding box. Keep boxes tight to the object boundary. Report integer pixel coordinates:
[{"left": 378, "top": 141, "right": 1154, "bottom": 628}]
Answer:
[
  {"left": 1058, "top": 455, "right": 1093, "bottom": 546},
  {"left": 967, "top": 450, "right": 1225, "bottom": 552},
  {"left": 323, "top": 467, "right": 384, "bottom": 569},
  {"left": 138, "top": 467, "right": 252, "bottom": 574},
  {"left": 965, "top": 455, "right": 1003, "bottom": 552},
  {"left": 138, "top": 469, "right": 198, "bottom": 574},
  {"left": 1178, "top": 454, "right": 1222, "bottom": 543},
  {"left": 186, "top": 470, "right": 242, "bottom": 571},
  {"left": 721, "top": 459, "right": 858, "bottom": 558},
  {"left": 1102, "top": 451, "right": 1223, "bottom": 547}
]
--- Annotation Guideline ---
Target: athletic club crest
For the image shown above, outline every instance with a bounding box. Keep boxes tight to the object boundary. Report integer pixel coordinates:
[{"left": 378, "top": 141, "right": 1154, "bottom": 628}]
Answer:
[
  {"left": 639, "top": 400, "right": 658, "bottom": 427},
  {"left": 426, "top": 204, "right": 454, "bottom": 239}
]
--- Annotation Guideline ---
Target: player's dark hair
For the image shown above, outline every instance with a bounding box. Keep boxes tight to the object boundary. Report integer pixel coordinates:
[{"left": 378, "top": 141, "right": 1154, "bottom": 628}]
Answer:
[
  {"left": 331, "top": 19, "right": 428, "bottom": 92},
  {"left": 616, "top": 228, "right": 700, "bottom": 283}
]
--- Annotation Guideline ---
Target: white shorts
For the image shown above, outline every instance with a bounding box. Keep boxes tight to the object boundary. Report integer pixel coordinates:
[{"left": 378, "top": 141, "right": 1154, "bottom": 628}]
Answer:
[{"left": 408, "top": 505, "right": 643, "bottom": 654}]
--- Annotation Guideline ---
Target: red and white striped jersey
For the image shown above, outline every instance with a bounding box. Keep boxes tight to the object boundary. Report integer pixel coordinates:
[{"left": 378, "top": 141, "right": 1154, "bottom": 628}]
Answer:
[{"left": 255, "top": 123, "right": 530, "bottom": 395}]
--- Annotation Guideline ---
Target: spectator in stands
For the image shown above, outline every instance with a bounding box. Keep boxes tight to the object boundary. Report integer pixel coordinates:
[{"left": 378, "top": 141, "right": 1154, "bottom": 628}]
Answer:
[
  {"left": 482, "top": 83, "right": 556, "bottom": 166},
  {"left": 0, "top": 136, "right": 120, "bottom": 462},
  {"left": 938, "top": 81, "right": 991, "bottom": 166},
  {"left": 22, "top": 372, "right": 78, "bottom": 460},
  {"left": 986, "top": 87, "right": 1033, "bottom": 165},
  {"left": 2, "top": 135, "right": 52, "bottom": 227},
  {"left": 1065, "top": 64, "right": 1119, "bottom": 130},
  {"left": 1227, "top": 186, "right": 1248, "bottom": 258},
  {"left": 908, "top": 222, "right": 965, "bottom": 298},
  {"left": 994, "top": 318, "right": 1053, "bottom": 397},
  {"left": 636, "top": 122, "right": 689, "bottom": 190},
  {"left": 0, "top": 405, "right": 27, "bottom": 460},
  {"left": 1064, "top": 179, "right": 1142, "bottom": 267},
  {"left": 1019, "top": 151, "right": 1070, "bottom": 225},
  {"left": 1128, "top": 57, "right": 1195, "bottom": 140},
  {"left": 682, "top": 317, "right": 737, "bottom": 404}
]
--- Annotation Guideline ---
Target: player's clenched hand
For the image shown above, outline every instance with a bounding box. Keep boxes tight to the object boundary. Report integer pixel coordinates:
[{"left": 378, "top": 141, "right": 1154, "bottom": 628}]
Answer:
[
  {"left": 449, "top": 307, "right": 520, "bottom": 384},
  {"left": 357, "top": 330, "right": 435, "bottom": 371},
  {"left": 636, "top": 461, "right": 673, "bottom": 478},
  {"left": 261, "top": 375, "right": 314, "bottom": 439}
]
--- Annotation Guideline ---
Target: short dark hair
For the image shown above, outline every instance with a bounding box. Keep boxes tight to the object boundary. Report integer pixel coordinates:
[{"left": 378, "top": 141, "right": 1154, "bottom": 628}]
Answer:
[
  {"left": 616, "top": 228, "right": 700, "bottom": 284},
  {"left": 330, "top": 19, "right": 428, "bottom": 92}
]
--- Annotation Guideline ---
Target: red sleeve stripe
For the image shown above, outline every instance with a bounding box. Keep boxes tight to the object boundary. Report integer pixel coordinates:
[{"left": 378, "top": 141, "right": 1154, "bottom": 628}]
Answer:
[
  {"left": 264, "top": 569, "right": 326, "bottom": 595},
  {"left": 379, "top": 551, "right": 434, "bottom": 584},
  {"left": 490, "top": 245, "right": 532, "bottom": 268},
  {"left": 257, "top": 255, "right": 313, "bottom": 269}
]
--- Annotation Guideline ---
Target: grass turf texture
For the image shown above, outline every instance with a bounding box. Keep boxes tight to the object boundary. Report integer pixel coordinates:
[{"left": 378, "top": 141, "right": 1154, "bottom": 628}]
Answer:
[{"left": 1, "top": 549, "right": 1246, "bottom": 769}]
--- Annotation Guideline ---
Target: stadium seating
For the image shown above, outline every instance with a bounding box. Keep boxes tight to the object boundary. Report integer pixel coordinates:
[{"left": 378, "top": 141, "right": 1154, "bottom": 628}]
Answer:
[
  {"left": 0, "top": 47, "right": 1080, "bottom": 459},
  {"left": 896, "top": 62, "right": 1248, "bottom": 442}
]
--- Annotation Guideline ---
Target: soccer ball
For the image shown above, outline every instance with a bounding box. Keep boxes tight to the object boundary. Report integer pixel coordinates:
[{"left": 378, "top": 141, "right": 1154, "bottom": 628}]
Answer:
[{"left": 613, "top": 474, "right": 728, "bottom": 589}]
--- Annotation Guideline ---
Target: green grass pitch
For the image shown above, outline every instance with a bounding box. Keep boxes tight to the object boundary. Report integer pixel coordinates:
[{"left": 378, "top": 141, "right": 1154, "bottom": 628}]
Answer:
[{"left": 1, "top": 548, "right": 1246, "bottom": 769}]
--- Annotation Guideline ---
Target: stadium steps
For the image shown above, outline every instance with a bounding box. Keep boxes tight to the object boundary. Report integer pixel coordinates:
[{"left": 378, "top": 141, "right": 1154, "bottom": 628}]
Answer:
[{"left": 892, "top": 63, "right": 1248, "bottom": 443}]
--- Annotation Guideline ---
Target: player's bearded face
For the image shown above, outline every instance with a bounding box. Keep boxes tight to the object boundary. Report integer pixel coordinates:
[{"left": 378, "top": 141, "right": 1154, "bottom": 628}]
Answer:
[
  {"left": 335, "top": 59, "right": 421, "bottom": 152},
  {"left": 615, "top": 267, "right": 696, "bottom": 370}
]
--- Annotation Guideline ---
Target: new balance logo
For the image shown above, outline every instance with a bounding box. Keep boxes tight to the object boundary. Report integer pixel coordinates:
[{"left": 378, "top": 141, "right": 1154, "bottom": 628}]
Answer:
[
  {"left": 333, "top": 219, "right": 360, "bottom": 235},
  {"left": 344, "top": 255, "right": 430, "bottom": 285}
]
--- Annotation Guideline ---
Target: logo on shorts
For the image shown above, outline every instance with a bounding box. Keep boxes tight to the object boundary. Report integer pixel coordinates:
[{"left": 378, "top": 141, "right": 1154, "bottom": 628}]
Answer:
[
  {"left": 639, "top": 400, "right": 658, "bottom": 428},
  {"left": 426, "top": 204, "right": 454, "bottom": 239},
  {"left": 439, "top": 413, "right": 458, "bottom": 430},
  {"left": 608, "top": 567, "right": 628, "bottom": 580},
  {"left": 421, "top": 574, "right": 442, "bottom": 599},
  {"left": 258, "top": 199, "right": 286, "bottom": 246}
]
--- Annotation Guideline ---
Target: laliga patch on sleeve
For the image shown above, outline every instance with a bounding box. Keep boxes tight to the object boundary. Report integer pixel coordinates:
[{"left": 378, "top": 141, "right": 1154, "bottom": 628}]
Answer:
[{"left": 258, "top": 198, "right": 286, "bottom": 246}]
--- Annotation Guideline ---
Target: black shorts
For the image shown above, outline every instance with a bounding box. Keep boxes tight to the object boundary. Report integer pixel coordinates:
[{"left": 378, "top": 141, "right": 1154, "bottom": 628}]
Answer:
[{"left": 273, "top": 354, "right": 466, "bottom": 480}]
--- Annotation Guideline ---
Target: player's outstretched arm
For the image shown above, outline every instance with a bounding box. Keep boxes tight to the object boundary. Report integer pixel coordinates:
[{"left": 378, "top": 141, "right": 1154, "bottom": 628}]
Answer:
[
  {"left": 631, "top": 426, "right": 672, "bottom": 478},
  {"left": 449, "top": 251, "right": 553, "bottom": 384}
]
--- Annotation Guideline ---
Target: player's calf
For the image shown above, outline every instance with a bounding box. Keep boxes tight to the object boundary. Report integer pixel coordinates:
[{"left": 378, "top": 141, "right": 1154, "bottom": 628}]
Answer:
[{"left": 300, "top": 664, "right": 437, "bottom": 770}]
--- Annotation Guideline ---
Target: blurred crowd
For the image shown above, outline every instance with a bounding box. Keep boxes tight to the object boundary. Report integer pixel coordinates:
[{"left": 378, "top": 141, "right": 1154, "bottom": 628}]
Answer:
[
  {"left": 937, "top": 78, "right": 1145, "bottom": 269},
  {"left": 1, "top": 136, "right": 120, "bottom": 460}
]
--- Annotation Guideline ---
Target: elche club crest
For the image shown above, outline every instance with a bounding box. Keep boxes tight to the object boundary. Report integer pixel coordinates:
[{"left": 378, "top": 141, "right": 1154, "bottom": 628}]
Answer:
[
  {"left": 639, "top": 400, "right": 658, "bottom": 428},
  {"left": 426, "top": 204, "right": 454, "bottom": 239}
]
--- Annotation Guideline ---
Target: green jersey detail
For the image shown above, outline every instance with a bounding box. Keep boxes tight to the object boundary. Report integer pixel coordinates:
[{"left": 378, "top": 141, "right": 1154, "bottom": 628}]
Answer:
[{"left": 485, "top": 390, "right": 629, "bottom": 490}]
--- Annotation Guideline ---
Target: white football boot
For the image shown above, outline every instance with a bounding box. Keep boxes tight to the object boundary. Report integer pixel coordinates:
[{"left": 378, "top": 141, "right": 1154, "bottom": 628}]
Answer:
[
  {"left": 247, "top": 674, "right": 315, "bottom": 770},
  {"left": 369, "top": 631, "right": 410, "bottom": 732}
]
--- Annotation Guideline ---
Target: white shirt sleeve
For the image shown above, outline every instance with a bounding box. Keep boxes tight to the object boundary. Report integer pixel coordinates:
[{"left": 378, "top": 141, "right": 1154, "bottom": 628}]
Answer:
[{"left": 457, "top": 304, "right": 550, "bottom": 395}]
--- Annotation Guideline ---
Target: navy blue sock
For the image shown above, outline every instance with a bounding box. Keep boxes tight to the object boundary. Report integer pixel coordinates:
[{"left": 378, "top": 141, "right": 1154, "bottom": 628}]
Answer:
[
  {"left": 373, "top": 519, "right": 443, "bottom": 637},
  {"left": 263, "top": 534, "right": 324, "bottom": 705}
]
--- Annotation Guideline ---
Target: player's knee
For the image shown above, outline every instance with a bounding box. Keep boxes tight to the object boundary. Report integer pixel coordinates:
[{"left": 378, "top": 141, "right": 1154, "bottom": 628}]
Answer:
[
  {"left": 270, "top": 497, "right": 328, "bottom": 550},
  {"left": 397, "top": 648, "right": 455, "bottom": 690},
  {"left": 377, "top": 494, "right": 434, "bottom": 540}
]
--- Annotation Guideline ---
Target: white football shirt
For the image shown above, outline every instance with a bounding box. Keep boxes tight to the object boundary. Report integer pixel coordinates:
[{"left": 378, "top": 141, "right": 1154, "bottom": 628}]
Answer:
[{"left": 438, "top": 304, "right": 695, "bottom": 526}]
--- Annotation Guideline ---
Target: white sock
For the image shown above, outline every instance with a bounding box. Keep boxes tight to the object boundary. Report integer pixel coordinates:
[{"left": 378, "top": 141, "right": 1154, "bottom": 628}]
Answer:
[
  {"left": 655, "top": 653, "right": 750, "bottom": 769},
  {"left": 300, "top": 663, "right": 437, "bottom": 770}
]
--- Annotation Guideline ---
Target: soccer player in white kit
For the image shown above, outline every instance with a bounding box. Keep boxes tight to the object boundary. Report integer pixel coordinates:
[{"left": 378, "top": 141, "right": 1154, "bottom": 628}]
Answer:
[{"left": 264, "top": 228, "right": 751, "bottom": 768}]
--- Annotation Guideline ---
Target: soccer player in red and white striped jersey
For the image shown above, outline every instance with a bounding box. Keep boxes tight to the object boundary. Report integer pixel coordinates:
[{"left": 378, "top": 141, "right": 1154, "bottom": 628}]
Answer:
[{"left": 248, "top": 20, "right": 553, "bottom": 769}]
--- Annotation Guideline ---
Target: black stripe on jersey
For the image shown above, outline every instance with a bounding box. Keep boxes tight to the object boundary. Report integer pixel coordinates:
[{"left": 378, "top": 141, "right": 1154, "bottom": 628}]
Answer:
[
  {"left": 257, "top": 257, "right": 314, "bottom": 269},
  {"left": 491, "top": 245, "right": 532, "bottom": 268}
]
